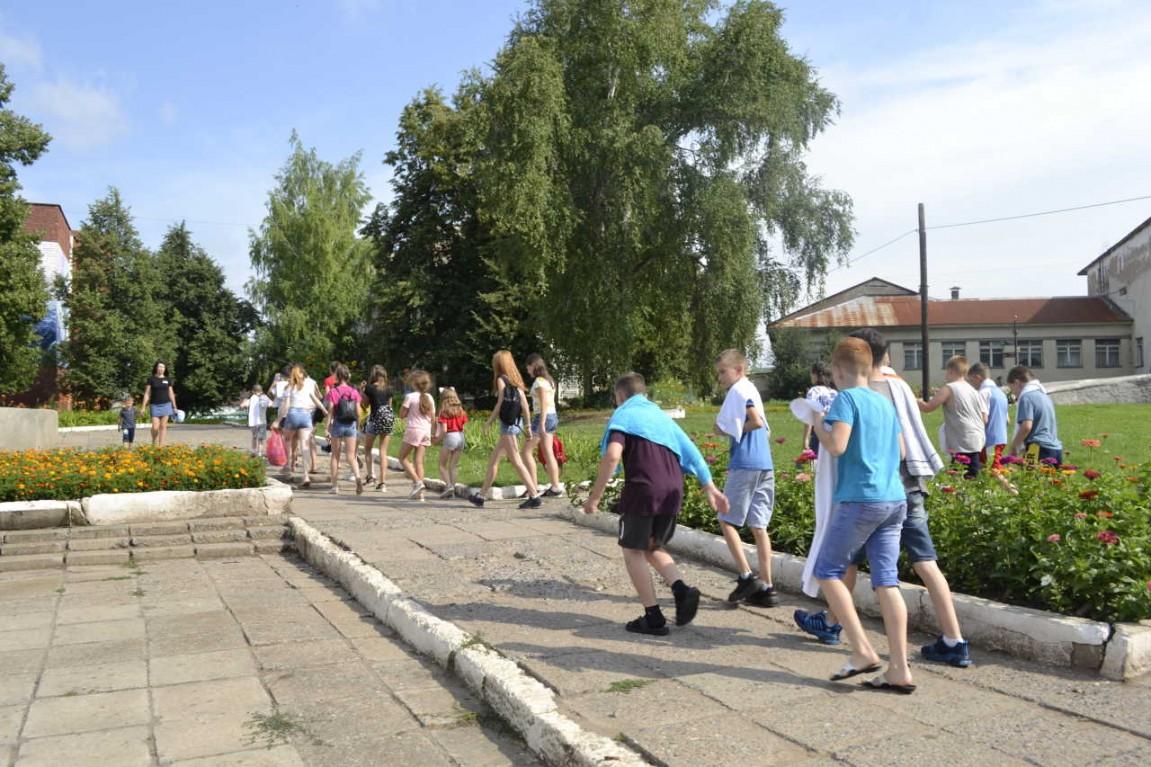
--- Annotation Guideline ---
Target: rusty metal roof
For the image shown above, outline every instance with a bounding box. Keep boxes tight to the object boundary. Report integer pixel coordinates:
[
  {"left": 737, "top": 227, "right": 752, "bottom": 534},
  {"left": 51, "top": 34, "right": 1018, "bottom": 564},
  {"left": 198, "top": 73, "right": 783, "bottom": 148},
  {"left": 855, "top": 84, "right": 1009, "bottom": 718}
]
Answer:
[{"left": 773, "top": 295, "right": 1132, "bottom": 329}]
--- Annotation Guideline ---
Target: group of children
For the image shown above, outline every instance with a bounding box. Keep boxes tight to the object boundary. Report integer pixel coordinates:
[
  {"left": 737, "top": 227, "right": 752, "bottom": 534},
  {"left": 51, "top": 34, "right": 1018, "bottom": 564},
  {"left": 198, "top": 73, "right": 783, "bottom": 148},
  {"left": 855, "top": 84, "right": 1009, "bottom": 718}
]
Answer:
[
  {"left": 584, "top": 328, "right": 1065, "bottom": 693},
  {"left": 240, "top": 350, "right": 564, "bottom": 504}
]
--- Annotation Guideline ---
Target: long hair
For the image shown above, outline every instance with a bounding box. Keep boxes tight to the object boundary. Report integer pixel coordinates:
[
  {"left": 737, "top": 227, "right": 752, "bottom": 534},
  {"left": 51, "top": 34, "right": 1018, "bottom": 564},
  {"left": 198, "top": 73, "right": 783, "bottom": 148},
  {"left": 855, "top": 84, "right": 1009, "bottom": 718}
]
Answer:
[
  {"left": 525, "top": 353, "right": 554, "bottom": 388},
  {"left": 289, "top": 363, "right": 306, "bottom": 389},
  {"left": 491, "top": 350, "right": 526, "bottom": 391},
  {"left": 152, "top": 361, "right": 167, "bottom": 377},
  {"left": 409, "top": 369, "right": 434, "bottom": 416},
  {"left": 439, "top": 387, "right": 464, "bottom": 420},
  {"left": 811, "top": 362, "right": 834, "bottom": 389},
  {"left": 368, "top": 365, "right": 389, "bottom": 388},
  {"left": 333, "top": 363, "right": 350, "bottom": 384}
]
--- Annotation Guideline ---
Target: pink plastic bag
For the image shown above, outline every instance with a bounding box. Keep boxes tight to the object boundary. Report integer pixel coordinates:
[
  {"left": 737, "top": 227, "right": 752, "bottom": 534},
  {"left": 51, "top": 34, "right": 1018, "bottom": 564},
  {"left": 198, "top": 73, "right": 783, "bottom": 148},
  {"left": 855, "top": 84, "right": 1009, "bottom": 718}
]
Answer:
[{"left": 266, "top": 430, "right": 286, "bottom": 466}]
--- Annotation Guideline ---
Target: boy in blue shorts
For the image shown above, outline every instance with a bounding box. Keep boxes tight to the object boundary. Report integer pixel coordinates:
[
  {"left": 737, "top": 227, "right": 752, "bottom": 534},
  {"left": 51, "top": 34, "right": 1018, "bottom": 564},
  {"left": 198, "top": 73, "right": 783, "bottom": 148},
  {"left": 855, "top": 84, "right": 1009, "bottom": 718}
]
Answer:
[
  {"left": 714, "top": 349, "right": 778, "bottom": 607},
  {"left": 811, "top": 337, "right": 914, "bottom": 693},
  {"left": 584, "top": 373, "right": 728, "bottom": 636}
]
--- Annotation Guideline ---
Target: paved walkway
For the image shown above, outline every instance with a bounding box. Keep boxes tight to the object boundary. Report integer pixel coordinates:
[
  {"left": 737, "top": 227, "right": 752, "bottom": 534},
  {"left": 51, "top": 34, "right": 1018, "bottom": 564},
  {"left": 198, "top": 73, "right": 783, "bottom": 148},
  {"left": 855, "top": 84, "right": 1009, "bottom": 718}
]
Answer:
[
  {"left": 293, "top": 492, "right": 1151, "bottom": 767},
  {"left": 0, "top": 554, "right": 537, "bottom": 766}
]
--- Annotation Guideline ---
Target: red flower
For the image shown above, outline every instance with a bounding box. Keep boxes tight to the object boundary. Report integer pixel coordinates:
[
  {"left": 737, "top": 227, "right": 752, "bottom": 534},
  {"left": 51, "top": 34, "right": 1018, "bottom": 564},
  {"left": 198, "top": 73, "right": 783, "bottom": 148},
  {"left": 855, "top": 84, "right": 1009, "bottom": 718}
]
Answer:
[
  {"left": 1074, "top": 512, "right": 1088, "bottom": 520},
  {"left": 1096, "top": 530, "right": 1119, "bottom": 546},
  {"left": 795, "top": 449, "right": 817, "bottom": 464},
  {"left": 1080, "top": 439, "right": 1102, "bottom": 448},
  {"left": 774, "top": 437, "right": 787, "bottom": 444},
  {"left": 940, "top": 485, "right": 956, "bottom": 494},
  {"left": 1079, "top": 489, "right": 1099, "bottom": 500},
  {"left": 952, "top": 453, "right": 971, "bottom": 465},
  {"left": 1097, "top": 511, "right": 1113, "bottom": 519},
  {"left": 1146, "top": 580, "right": 1151, "bottom": 594},
  {"left": 1046, "top": 534, "right": 1061, "bottom": 543},
  {"left": 795, "top": 472, "right": 812, "bottom": 483},
  {"left": 1051, "top": 479, "right": 1063, "bottom": 487},
  {"left": 1083, "top": 469, "right": 1101, "bottom": 480}
]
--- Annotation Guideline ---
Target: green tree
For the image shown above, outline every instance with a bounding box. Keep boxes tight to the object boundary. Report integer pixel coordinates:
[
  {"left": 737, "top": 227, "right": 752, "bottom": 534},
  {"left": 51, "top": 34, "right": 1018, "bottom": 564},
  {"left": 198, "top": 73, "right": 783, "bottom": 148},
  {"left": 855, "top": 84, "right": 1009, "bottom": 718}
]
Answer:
[
  {"left": 247, "top": 133, "right": 373, "bottom": 373},
  {"left": 0, "top": 64, "right": 52, "bottom": 393},
  {"left": 154, "top": 222, "right": 256, "bottom": 411},
  {"left": 63, "top": 189, "right": 172, "bottom": 404}
]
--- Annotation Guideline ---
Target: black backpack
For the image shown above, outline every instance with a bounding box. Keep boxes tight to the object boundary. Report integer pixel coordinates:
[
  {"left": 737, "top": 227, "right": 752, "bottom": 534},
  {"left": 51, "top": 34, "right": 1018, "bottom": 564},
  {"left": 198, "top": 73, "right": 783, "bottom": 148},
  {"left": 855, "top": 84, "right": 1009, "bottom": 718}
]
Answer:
[
  {"left": 498, "top": 376, "right": 522, "bottom": 426},
  {"left": 334, "top": 391, "right": 359, "bottom": 424}
]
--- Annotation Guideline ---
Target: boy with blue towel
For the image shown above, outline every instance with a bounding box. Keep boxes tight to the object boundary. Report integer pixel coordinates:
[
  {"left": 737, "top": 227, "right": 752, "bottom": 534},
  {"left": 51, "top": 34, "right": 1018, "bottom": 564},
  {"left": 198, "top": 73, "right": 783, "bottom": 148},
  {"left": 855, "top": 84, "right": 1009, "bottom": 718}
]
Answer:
[{"left": 583, "top": 372, "right": 729, "bottom": 635}]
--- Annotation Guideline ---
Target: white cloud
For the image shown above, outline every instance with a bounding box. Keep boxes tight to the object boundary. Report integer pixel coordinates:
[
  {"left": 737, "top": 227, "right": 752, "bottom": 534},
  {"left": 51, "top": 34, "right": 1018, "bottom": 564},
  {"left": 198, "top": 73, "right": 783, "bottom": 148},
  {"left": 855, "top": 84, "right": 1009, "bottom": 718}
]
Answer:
[
  {"left": 27, "top": 78, "right": 129, "bottom": 150},
  {"left": 805, "top": 0, "right": 1151, "bottom": 301},
  {"left": 0, "top": 29, "right": 42, "bottom": 71}
]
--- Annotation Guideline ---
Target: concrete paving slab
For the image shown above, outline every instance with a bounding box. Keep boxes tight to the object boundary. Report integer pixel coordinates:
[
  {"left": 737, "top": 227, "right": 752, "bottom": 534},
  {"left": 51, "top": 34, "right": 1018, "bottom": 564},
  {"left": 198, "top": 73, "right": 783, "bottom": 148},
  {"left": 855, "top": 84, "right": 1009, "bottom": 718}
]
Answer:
[
  {"left": 149, "top": 648, "right": 258, "bottom": 686},
  {"left": 23, "top": 688, "right": 150, "bottom": 738},
  {"left": 45, "top": 638, "right": 147, "bottom": 668},
  {"left": 0, "top": 629, "right": 51, "bottom": 653},
  {"left": 627, "top": 713, "right": 812, "bottom": 766},
  {"left": 52, "top": 618, "right": 145, "bottom": 646},
  {"left": 0, "top": 611, "right": 52, "bottom": 631},
  {"left": 37, "top": 659, "right": 147, "bottom": 698},
  {"left": 170, "top": 745, "right": 307, "bottom": 766},
  {"left": 0, "top": 673, "right": 36, "bottom": 707},
  {"left": 253, "top": 639, "right": 361, "bottom": 671},
  {"left": 56, "top": 603, "right": 141, "bottom": 625},
  {"left": 0, "top": 704, "right": 22, "bottom": 744},
  {"left": 15, "top": 725, "right": 152, "bottom": 767}
]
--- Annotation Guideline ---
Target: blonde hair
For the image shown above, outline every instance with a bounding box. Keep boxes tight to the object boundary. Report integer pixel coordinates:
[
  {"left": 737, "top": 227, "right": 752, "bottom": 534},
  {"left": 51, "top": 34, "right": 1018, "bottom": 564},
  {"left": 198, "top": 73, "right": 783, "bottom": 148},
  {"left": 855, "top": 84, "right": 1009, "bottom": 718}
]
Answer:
[
  {"left": 831, "top": 338, "right": 872, "bottom": 377},
  {"left": 410, "top": 369, "right": 434, "bottom": 416},
  {"left": 715, "top": 348, "right": 748, "bottom": 370},
  {"left": 491, "top": 350, "right": 526, "bottom": 391},
  {"left": 439, "top": 387, "right": 464, "bottom": 420},
  {"left": 946, "top": 355, "right": 969, "bottom": 376},
  {"left": 289, "top": 364, "right": 306, "bottom": 389}
]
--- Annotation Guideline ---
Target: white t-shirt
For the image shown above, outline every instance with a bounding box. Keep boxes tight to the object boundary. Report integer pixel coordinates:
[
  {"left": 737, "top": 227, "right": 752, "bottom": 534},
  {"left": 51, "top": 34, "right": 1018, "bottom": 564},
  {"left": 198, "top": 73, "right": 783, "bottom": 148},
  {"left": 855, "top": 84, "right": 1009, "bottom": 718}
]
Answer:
[
  {"left": 287, "top": 378, "right": 319, "bottom": 410},
  {"left": 271, "top": 380, "right": 289, "bottom": 407},
  {"left": 530, "top": 377, "right": 556, "bottom": 416},
  {"left": 246, "top": 394, "right": 271, "bottom": 427}
]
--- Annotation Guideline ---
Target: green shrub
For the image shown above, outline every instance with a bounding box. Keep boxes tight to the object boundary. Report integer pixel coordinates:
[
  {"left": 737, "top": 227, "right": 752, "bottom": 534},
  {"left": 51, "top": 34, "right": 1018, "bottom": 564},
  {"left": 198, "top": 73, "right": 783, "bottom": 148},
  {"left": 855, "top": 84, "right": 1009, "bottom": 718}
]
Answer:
[{"left": 57, "top": 410, "right": 120, "bottom": 427}]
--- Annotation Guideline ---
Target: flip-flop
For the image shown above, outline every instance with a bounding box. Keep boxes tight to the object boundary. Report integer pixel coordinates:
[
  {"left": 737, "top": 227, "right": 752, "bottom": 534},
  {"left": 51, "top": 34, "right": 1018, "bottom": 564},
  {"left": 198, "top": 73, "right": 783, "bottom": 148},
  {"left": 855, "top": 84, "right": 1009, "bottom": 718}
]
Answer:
[
  {"left": 861, "top": 675, "right": 917, "bottom": 695},
  {"left": 830, "top": 661, "right": 882, "bottom": 681}
]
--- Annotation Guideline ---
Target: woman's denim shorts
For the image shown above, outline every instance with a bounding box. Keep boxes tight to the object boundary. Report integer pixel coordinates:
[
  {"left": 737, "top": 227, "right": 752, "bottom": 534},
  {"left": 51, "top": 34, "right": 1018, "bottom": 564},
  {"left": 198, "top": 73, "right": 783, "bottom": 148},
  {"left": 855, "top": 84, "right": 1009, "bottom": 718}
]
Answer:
[
  {"left": 499, "top": 420, "right": 523, "bottom": 437},
  {"left": 533, "top": 413, "right": 559, "bottom": 434},
  {"left": 282, "top": 407, "right": 314, "bottom": 431},
  {"left": 328, "top": 420, "right": 357, "bottom": 439},
  {"left": 150, "top": 402, "right": 175, "bottom": 419}
]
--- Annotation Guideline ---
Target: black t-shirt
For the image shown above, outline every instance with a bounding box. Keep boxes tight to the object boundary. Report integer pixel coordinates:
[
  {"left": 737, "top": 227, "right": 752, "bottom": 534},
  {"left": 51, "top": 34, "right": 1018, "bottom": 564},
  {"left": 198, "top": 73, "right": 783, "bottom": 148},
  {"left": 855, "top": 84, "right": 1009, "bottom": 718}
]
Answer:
[
  {"left": 365, "top": 385, "right": 393, "bottom": 415},
  {"left": 608, "top": 430, "right": 684, "bottom": 516},
  {"left": 148, "top": 377, "right": 172, "bottom": 405}
]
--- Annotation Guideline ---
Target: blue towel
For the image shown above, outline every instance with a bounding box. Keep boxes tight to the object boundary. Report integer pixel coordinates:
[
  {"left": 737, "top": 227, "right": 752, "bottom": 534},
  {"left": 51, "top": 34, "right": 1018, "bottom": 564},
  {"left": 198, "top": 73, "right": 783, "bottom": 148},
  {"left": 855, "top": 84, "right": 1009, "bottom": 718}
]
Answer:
[{"left": 600, "top": 395, "right": 712, "bottom": 485}]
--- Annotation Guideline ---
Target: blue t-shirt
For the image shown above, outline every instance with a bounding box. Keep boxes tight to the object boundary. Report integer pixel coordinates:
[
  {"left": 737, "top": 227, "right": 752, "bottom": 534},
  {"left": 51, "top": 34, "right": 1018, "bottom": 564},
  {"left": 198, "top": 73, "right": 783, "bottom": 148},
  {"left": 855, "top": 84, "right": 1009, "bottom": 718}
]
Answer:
[
  {"left": 983, "top": 383, "right": 1009, "bottom": 446},
  {"left": 729, "top": 399, "right": 773, "bottom": 472},
  {"left": 1016, "top": 389, "right": 1061, "bottom": 450},
  {"left": 824, "top": 387, "right": 904, "bottom": 503}
]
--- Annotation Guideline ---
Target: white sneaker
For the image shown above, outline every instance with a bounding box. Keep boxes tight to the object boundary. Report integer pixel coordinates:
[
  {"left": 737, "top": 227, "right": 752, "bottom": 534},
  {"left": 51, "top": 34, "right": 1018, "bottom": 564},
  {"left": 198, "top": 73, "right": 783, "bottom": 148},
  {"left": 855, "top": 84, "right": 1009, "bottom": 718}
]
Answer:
[
  {"left": 439, "top": 487, "right": 455, "bottom": 499},
  {"left": 408, "top": 481, "right": 424, "bottom": 499}
]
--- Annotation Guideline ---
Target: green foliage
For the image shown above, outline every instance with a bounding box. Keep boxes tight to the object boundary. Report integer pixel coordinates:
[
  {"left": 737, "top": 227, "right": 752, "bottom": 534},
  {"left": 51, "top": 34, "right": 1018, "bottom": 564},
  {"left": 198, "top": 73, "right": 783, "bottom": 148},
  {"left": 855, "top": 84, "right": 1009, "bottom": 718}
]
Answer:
[
  {"left": 374, "top": 1, "right": 853, "bottom": 398},
  {"left": 154, "top": 223, "right": 256, "bottom": 411},
  {"left": 57, "top": 409, "right": 119, "bottom": 427},
  {"left": 248, "top": 132, "right": 373, "bottom": 374},
  {"left": 63, "top": 188, "right": 174, "bottom": 404},
  {"left": 0, "top": 65, "right": 52, "bottom": 393},
  {"left": 763, "top": 327, "right": 810, "bottom": 400}
]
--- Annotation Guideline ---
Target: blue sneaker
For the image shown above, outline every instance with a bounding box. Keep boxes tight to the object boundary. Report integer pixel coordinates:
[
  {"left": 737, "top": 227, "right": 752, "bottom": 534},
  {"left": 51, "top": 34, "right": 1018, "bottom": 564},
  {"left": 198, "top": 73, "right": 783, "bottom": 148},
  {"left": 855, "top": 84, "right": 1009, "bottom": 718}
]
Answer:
[
  {"left": 793, "top": 609, "right": 842, "bottom": 645},
  {"left": 921, "top": 636, "right": 972, "bottom": 667}
]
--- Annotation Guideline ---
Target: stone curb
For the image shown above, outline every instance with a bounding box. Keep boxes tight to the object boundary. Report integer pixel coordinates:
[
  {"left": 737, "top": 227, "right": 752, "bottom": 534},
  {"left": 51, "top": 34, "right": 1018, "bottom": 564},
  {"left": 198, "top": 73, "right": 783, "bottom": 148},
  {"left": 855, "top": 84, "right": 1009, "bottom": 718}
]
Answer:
[
  {"left": 552, "top": 505, "right": 1148, "bottom": 681},
  {"left": 287, "top": 517, "right": 646, "bottom": 767},
  {"left": 58, "top": 424, "right": 119, "bottom": 433}
]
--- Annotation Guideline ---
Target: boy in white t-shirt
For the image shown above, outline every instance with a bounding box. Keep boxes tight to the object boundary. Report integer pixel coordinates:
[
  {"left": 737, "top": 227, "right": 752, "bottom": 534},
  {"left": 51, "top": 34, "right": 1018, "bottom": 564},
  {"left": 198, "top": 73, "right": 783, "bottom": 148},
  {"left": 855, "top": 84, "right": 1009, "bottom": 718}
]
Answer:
[
  {"left": 242, "top": 385, "right": 272, "bottom": 457},
  {"left": 714, "top": 349, "right": 778, "bottom": 607}
]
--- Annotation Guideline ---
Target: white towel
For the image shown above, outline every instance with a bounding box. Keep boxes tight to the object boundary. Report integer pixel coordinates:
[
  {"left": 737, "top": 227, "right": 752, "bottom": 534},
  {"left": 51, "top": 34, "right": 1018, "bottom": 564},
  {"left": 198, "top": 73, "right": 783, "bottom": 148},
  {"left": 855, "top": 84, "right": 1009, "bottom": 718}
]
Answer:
[
  {"left": 790, "top": 398, "right": 837, "bottom": 597},
  {"left": 716, "top": 377, "right": 766, "bottom": 441},
  {"left": 879, "top": 368, "right": 944, "bottom": 477}
]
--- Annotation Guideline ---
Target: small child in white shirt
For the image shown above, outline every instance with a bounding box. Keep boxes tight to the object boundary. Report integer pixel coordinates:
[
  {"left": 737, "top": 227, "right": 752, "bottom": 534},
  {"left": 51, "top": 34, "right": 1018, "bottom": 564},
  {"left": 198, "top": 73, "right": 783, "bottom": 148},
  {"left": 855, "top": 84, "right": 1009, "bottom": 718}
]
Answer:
[{"left": 242, "top": 385, "right": 272, "bottom": 457}]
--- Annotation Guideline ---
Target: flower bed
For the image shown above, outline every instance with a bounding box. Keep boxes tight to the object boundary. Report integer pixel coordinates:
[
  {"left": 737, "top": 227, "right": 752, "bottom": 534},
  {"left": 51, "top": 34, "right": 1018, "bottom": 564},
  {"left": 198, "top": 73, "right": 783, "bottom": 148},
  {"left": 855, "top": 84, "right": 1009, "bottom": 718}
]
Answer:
[
  {"left": 586, "top": 434, "right": 1151, "bottom": 624},
  {"left": 0, "top": 445, "right": 266, "bottom": 503}
]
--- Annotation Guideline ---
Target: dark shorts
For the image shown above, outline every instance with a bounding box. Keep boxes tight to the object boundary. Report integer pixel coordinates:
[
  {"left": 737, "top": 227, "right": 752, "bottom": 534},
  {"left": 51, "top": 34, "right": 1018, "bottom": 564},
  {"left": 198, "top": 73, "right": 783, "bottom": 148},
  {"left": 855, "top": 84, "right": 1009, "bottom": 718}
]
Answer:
[
  {"left": 852, "top": 490, "right": 936, "bottom": 565},
  {"left": 618, "top": 484, "right": 683, "bottom": 517},
  {"left": 618, "top": 513, "right": 677, "bottom": 551},
  {"left": 1036, "top": 445, "right": 1063, "bottom": 467},
  {"left": 121, "top": 427, "right": 135, "bottom": 444}
]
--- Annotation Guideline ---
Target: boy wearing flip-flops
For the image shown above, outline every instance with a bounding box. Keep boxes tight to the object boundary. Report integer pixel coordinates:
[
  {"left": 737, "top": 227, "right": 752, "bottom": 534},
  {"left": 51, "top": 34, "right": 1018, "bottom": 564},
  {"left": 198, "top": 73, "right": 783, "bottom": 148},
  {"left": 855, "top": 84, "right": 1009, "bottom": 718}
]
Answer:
[{"left": 810, "top": 338, "right": 915, "bottom": 694}]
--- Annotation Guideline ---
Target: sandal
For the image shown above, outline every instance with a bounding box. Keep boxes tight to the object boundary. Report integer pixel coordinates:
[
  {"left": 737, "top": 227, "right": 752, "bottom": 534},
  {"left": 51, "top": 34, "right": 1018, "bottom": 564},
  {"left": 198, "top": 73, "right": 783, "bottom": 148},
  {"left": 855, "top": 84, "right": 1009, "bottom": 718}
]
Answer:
[
  {"left": 830, "top": 661, "right": 882, "bottom": 681},
  {"left": 861, "top": 675, "right": 917, "bottom": 695}
]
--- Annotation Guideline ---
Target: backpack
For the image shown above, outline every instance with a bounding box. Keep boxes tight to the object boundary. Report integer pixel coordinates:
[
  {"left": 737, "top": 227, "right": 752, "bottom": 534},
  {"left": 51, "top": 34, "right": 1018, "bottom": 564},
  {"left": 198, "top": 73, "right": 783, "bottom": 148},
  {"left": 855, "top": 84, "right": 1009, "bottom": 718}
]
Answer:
[
  {"left": 537, "top": 433, "right": 568, "bottom": 467},
  {"left": 334, "top": 389, "right": 359, "bottom": 424},
  {"left": 498, "top": 376, "right": 522, "bottom": 426}
]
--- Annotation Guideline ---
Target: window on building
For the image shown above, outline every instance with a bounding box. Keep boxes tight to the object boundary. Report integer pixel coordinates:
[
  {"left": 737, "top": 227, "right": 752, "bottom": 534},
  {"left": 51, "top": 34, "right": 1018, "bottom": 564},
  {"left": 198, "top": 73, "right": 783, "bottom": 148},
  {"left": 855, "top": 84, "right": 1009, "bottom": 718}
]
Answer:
[
  {"left": 1137, "top": 338, "right": 1144, "bottom": 369},
  {"left": 979, "top": 340, "right": 1005, "bottom": 369},
  {"left": 1017, "top": 340, "right": 1043, "bottom": 368},
  {"left": 1096, "top": 338, "right": 1121, "bottom": 368},
  {"left": 1056, "top": 340, "right": 1082, "bottom": 368},
  {"left": 903, "top": 342, "right": 923, "bottom": 371},
  {"left": 940, "top": 341, "right": 966, "bottom": 366}
]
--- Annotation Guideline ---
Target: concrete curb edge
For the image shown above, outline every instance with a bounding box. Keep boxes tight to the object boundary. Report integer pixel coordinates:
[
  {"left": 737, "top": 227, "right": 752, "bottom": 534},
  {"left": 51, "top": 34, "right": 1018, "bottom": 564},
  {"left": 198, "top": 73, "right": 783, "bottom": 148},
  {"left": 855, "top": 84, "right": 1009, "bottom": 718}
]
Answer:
[
  {"left": 287, "top": 517, "right": 647, "bottom": 766},
  {"left": 552, "top": 505, "right": 1148, "bottom": 681}
]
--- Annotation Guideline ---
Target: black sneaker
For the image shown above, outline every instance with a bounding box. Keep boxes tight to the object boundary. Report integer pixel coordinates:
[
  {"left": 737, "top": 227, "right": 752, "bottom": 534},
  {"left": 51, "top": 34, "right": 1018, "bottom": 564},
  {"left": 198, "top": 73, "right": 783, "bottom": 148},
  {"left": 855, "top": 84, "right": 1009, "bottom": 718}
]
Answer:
[
  {"left": 518, "top": 495, "right": 543, "bottom": 509},
  {"left": 746, "top": 585, "right": 780, "bottom": 607},
  {"left": 674, "top": 586, "right": 700, "bottom": 626},
  {"left": 625, "top": 615, "right": 669, "bottom": 636},
  {"left": 727, "top": 575, "right": 762, "bottom": 604},
  {"left": 467, "top": 494, "right": 485, "bottom": 508},
  {"left": 542, "top": 487, "right": 563, "bottom": 497}
]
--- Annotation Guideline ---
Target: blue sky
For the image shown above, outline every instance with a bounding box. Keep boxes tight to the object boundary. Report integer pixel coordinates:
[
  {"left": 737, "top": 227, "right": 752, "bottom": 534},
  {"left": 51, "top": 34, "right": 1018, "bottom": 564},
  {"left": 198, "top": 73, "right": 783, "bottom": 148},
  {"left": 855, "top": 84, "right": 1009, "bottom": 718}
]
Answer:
[{"left": 4, "top": 0, "right": 1150, "bottom": 304}]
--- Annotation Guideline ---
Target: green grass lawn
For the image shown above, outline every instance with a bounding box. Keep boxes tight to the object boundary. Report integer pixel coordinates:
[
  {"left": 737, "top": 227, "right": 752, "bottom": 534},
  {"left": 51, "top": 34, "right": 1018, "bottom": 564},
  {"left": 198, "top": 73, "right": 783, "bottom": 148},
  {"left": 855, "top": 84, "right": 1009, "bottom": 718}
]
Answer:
[{"left": 379, "top": 401, "right": 1148, "bottom": 488}]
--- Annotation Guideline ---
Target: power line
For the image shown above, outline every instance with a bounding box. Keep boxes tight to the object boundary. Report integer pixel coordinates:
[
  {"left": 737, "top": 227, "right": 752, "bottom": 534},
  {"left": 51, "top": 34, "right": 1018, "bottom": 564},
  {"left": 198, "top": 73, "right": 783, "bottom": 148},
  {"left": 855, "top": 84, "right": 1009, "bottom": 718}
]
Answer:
[
  {"left": 927, "top": 193, "right": 1151, "bottom": 230},
  {"left": 829, "top": 229, "right": 916, "bottom": 273}
]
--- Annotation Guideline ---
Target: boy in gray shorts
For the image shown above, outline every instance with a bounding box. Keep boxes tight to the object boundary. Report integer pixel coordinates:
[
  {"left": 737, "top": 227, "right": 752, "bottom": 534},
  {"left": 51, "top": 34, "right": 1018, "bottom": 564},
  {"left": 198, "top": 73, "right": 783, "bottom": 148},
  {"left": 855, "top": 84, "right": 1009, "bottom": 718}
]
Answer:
[{"left": 714, "top": 349, "right": 778, "bottom": 607}]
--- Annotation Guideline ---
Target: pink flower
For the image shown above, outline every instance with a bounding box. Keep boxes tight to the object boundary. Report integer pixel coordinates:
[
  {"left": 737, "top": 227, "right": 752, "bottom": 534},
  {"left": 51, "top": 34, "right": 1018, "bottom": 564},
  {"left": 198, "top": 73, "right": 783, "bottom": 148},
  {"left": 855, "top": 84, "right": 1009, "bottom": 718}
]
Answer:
[
  {"left": 1041, "top": 457, "right": 1059, "bottom": 465},
  {"left": 952, "top": 453, "right": 971, "bottom": 465},
  {"left": 1081, "top": 438, "right": 1102, "bottom": 448},
  {"left": 795, "top": 449, "right": 817, "bottom": 464},
  {"left": 1046, "top": 534, "right": 1061, "bottom": 543},
  {"left": 1084, "top": 469, "right": 1101, "bottom": 480},
  {"left": 1096, "top": 530, "right": 1120, "bottom": 546},
  {"left": 774, "top": 437, "right": 787, "bottom": 445},
  {"left": 1074, "top": 512, "right": 1088, "bottom": 520},
  {"left": 795, "top": 472, "right": 812, "bottom": 483},
  {"left": 940, "top": 485, "right": 956, "bottom": 494},
  {"left": 1079, "top": 489, "right": 1099, "bottom": 500},
  {"left": 1001, "top": 455, "right": 1024, "bottom": 465},
  {"left": 1146, "top": 580, "right": 1151, "bottom": 594},
  {"left": 705, "top": 456, "right": 717, "bottom": 464}
]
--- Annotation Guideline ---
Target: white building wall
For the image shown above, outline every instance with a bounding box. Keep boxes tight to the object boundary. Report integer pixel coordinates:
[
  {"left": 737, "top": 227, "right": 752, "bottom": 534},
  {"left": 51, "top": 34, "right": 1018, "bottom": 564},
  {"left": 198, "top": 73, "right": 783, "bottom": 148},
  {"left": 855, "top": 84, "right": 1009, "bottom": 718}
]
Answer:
[{"left": 1087, "top": 225, "right": 1151, "bottom": 373}]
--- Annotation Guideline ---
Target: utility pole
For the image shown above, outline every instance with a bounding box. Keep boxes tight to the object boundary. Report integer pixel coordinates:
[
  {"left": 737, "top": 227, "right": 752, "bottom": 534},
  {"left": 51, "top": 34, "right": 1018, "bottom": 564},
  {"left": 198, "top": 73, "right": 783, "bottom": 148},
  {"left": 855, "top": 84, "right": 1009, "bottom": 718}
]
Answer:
[{"left": 918, "top": 203, "right": 929, "bottom": 400}]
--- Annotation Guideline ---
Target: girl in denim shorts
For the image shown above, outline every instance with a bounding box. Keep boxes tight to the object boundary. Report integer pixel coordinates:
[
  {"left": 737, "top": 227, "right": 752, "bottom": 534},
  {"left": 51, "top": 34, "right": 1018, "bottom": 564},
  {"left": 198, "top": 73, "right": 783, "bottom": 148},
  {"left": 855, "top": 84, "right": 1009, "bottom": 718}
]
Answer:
[
  {"left": 435, "top": 388, "right": 469, "bottom": 499},
  {"left": 467, "top": 350, "right": 542, "bottom": 508},
  {"left": 521, "top": 354, "right": 563, "bottom": 497}
]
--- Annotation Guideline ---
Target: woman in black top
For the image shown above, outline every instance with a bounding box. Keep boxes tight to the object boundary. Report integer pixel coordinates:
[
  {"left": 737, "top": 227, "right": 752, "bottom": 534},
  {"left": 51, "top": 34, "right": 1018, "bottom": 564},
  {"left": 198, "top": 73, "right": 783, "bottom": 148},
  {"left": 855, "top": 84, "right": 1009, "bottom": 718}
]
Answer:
[
  {"left": 140, "top": 361, "right": 179, "bottom": 447},
  {"left": 361, "top": 365, "right": 395, "bottom": 491}
]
